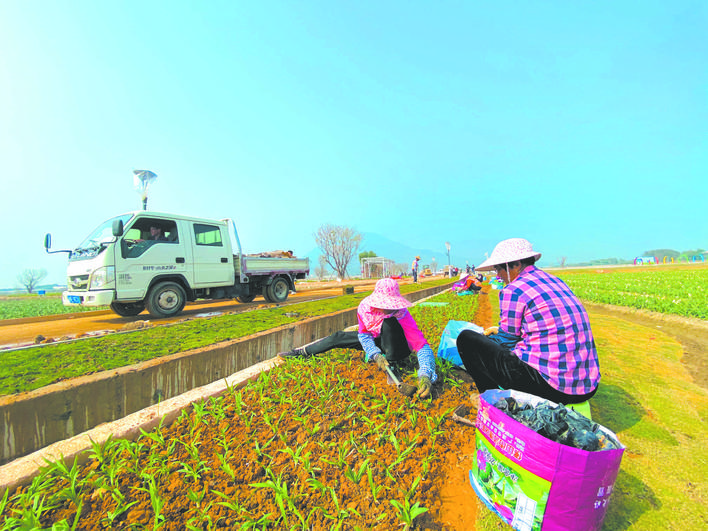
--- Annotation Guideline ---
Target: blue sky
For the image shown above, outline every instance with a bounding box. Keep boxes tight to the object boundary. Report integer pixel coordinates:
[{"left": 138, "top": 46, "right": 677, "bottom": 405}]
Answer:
[{"left": 1, "top": 1, "right": 706, "bottom": 288}]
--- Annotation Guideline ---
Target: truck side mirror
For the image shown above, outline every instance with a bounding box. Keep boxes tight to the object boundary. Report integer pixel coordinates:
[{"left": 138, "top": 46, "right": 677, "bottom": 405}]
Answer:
[
  {"left": 112, "top": 219, "right": 124, "bottom": 237},
  {"left": 44, "top": 233, "right": 52, "bottom": 251}
]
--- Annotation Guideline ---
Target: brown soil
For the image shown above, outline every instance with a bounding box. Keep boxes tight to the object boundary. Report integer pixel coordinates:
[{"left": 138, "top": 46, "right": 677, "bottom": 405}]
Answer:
[{"left": 8, "top": 284, "right": 494, "bottom": 530}]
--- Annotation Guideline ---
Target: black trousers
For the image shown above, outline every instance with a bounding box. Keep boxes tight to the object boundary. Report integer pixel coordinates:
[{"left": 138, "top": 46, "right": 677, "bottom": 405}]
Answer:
[
  {"left": 304, "top": 317, "right": 411, "bottom": 361},
  {"left": 456, "top": 330, "right": 597, "bottom": 404}
]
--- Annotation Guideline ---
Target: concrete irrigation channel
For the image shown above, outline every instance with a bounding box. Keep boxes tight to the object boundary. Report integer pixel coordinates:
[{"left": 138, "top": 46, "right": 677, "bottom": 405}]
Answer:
[{"left": 0, "top": 282, "right": 451, "bottom": 490}]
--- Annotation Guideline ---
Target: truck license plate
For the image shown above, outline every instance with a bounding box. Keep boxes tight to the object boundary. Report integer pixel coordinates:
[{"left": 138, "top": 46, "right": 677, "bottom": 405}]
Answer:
[{"left": 68, "top": 295, "right": 82, "bottom": 304}]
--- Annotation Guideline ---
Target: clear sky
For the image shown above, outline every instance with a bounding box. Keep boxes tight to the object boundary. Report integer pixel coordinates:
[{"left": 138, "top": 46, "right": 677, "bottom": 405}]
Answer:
[{"left": 1, "top": 1, "right": 706, "bottom": 288}]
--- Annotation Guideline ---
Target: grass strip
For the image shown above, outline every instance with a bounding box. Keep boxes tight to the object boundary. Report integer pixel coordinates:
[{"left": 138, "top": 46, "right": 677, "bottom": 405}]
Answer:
[{"left": 0, "top": 279, "right": 453, "bottom": 397}]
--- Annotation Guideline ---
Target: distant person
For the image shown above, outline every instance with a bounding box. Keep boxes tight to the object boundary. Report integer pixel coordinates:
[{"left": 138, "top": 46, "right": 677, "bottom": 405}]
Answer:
[
  {"left": 451, "top": 271, "right": 481, "bottom": 294},
  {"left": 411, "top": 256, "right": 420, "bottom": 283},
  {"left": 456, "top": 238, "right": 600, "bottom": 405},
  {"left": 148, "top": 225, "right": 168, "bottom": 241},
  {"left": 278, "top": 278, "right": 436, "bottom": 398}
]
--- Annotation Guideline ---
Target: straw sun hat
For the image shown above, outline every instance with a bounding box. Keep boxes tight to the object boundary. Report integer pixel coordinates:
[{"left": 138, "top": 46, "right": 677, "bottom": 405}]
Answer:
[
  {"left": 366, "top": 278, "right": 412, "bottom": 310},
  {"left": 477, "top": 238, "right": 542, "bottom": 271}
]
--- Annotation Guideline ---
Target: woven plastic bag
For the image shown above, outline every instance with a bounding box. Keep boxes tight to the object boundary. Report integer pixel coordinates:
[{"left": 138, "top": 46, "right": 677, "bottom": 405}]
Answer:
[
  {"left": 436, "top": 320, "right": 483, "bottom": 367},
  {"left": 470, "top": 389, "right": 625, "bottom": 531}
]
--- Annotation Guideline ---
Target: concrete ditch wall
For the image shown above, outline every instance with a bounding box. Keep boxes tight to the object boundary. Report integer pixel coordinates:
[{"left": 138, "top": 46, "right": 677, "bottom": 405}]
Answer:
[{"left": 0, "top": 283, "right": 450, "bottom": 464}]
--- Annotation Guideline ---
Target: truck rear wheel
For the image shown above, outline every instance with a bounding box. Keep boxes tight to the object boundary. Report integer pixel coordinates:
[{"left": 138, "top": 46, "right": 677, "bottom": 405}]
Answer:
[
  {"left": 267, "top": 277, "right": 290, "bottom": 303},
  {"left": 262, "top": 284, "right": 273, "bottom": 303},
  {"left": 146, "top": 281, "right": 187, "bottom": 318},
  {"left": 237, "top": 294, "right": 256, "bottom": 303},
  {"left": 110, "top": 301, "right": 145, "bottom": 317}
]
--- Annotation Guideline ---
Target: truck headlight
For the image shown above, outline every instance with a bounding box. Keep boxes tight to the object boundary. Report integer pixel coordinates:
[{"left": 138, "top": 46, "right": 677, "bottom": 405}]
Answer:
[{"left": 90, "top": 266, "right": 115, "bottom": 290}]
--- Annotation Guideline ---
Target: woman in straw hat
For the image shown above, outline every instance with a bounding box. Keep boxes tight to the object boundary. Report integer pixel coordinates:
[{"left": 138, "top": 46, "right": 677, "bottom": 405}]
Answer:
[
  {"left": 279, "top": 278, "right": 436, "bottom": 398},
  {"left": 457, "top": 238, "right": 600, "bottom": 404}
]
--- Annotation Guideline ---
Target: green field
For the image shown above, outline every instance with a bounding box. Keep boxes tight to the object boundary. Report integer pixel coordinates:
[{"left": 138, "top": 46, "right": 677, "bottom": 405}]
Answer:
[
  {"left": 555, "top": 265, "right": 708, "bottom": 319},
  {"left": 0, "top": 294, "right": 108, "bottom": 320}
]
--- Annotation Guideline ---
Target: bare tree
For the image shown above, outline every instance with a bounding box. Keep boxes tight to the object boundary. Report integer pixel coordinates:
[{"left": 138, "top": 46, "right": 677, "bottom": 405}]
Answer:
[
  {"left": 17, "top": 268, "right": 48, "bottom": 294},
  {"left": 315, "top": 255, "right": 329, "bottom": 280},
  {"left": 393, "top": 262, "right": 409, "bottom": 276},
  {"left": 314, "top": 224, "right": 362, "bottom": 280}
]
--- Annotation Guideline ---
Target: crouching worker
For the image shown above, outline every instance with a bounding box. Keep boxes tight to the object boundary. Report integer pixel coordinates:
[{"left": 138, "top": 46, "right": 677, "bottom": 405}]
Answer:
[
  {"left": 452, "top": 271, "right": 482, "bottom": 294},
  {"left": 456, "top": 238, "right": 600, "bottom": 405},
  {"left": 279, "top": 278, "right": 437, "bottom": 398}
]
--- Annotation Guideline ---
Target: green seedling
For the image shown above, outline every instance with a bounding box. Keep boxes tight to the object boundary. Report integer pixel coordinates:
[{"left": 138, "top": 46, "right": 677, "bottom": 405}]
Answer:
[
  {"left": 213, "top": 489, "right": 245, "bottom": 514},
  {"left": 46, "top": 457, "right": 83, "bottom": 507},
  {"left": 217, "top": 452, "right": 237, "bottom": 481},
  {"left": 136, "top": 475, "right": 165, "bottom": 530},
  {"left": 103, "top": 494, "right": 138, "bottom": 527},
  {"left": 250, "top": 469, "right": 306, "bottom": 529},
  {"left": 390, "top": 498, "right": 428, "bottom": 530},
  {"left": 344, "top": 458, "right": 370, "bottom": 484},
  {"left": 366, "top": 467, "right": 384, "bottom": 503}
]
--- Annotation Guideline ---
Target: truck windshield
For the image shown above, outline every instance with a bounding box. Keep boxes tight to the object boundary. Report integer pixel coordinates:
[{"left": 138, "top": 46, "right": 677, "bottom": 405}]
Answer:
[{"left": 71, "top": 214, "right": 134, "bottom": 259}]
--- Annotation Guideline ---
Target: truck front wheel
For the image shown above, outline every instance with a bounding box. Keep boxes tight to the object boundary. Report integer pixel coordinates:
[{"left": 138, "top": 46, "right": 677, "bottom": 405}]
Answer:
[
  {"left": 146, "top": 281, "right": 187, "bottom": 318},
  {"left": 267, "top": 277, "right": 290, "bottom": 303},
  {"left": 110, "top": 301, "right": 145, "bottom": 317}
]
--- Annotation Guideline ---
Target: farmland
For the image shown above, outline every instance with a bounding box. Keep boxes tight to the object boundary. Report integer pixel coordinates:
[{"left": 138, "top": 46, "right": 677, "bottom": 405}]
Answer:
[
  {"left": 1, "top": 290, "right": 484, "bottom": 529},
  {"left": 1, "top": 268, "right": 708, "bottom": 529},
  {"left": 0, "top": 294, "right": 107, "bottom": 320},
  {"left": 555, "top": 264, "right": 708, "bottom": 319}
]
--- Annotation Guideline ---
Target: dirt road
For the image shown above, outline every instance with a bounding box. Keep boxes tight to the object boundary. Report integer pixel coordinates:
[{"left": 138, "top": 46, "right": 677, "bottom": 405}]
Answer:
[{"left": 0, "top": 276, "right": 444, "bottom": 350}]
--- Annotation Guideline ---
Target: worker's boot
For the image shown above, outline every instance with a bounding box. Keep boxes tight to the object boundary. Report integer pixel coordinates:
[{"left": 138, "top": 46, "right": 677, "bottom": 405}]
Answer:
[{"left": 278, "top": 346, "right": 308, "bottom": 358}]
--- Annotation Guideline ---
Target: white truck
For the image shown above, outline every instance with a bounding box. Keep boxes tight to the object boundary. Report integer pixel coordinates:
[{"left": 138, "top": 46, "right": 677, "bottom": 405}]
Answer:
[{"left": 44, "top": 211, "right": 310, "bottom": 318}]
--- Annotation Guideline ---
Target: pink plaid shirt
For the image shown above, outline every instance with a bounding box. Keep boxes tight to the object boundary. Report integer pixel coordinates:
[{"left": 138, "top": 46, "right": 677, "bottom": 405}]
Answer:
[{"left": 499, "top": 266, "right": 600, "bottom": 395}]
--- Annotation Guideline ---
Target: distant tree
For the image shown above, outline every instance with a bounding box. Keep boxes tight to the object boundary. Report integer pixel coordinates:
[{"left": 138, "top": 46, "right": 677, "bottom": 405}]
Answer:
[
  {"left": 359, "top": 251, "right": 377, "bottom": 261},
  {"left": 392, "top": 263, "right": 409, "bottom": 276},
  {"left": 315, "top": 224, "right": 362, "bottom": 280},
  {"left": 676, "top": 249, "right": 706, "bottom": 263},
  {"left": 644, "top": 249, "right": 678, "bottom": 259},
  {"left": 314, "top": 256, "right": 329, "bottom": 280},
  {"left": 589, "top": 258, "right": 621, "bottom": 266},
  {"left": 559, "top": 257, "right": 567, "bottom": 268},
  {"left": 16, "top": 268, "right": 48, "bottom": 294}
]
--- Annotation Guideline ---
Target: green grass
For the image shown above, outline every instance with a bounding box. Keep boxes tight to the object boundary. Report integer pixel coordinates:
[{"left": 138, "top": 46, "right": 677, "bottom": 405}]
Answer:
[
  {"left": 0, "top": 294, "right": 108, "bottom": 319},
  {"left": 0, "top": 279, "right": 453, "bottom": 397}
]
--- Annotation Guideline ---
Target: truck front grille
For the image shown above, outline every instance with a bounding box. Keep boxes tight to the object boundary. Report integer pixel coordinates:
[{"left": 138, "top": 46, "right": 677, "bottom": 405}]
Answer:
[{"left": 68, "top": 275, "right": 90, "bottom": 291}]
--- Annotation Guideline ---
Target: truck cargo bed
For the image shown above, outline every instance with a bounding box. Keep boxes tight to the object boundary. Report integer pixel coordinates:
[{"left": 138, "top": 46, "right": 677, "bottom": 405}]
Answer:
[{"left": 235, "top": 256, "right": 310, "bottom": 276}]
